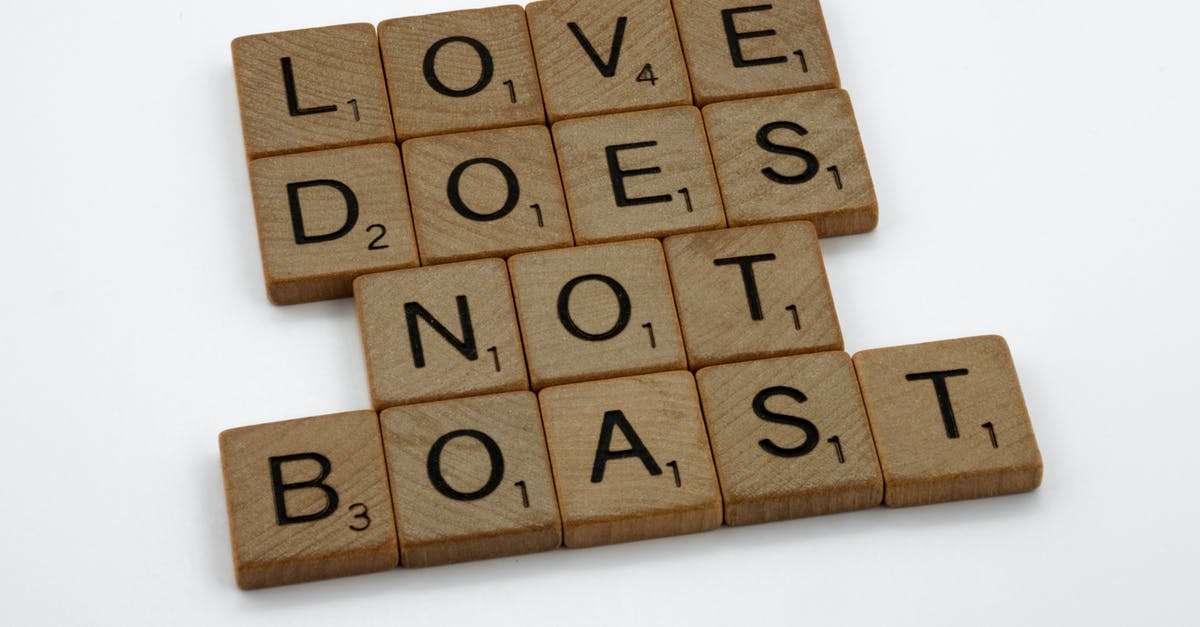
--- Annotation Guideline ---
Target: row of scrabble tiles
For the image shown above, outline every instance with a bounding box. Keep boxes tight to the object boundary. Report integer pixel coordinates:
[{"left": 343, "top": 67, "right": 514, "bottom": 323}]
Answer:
[
  {"left": 221, "top": 336, "right": 1044, "bottom": 589},
  {"left": 250, "top": 89, "right": 876, "bottom": 305},
  {"left": 355, "top": 222, "right": 842, "bottom": 406},
  {"left": 233, "top": 0, "right": 843, "bottom": 157}
]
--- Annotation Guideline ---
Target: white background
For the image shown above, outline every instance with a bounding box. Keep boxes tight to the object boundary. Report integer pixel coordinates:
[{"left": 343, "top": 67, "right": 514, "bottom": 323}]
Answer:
[{"left": 1, "top": 0, "right": 1196, "bottom": 624}]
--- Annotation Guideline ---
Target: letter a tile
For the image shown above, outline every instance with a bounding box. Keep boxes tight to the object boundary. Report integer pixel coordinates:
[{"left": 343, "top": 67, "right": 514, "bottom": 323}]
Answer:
[
  {"left": 539, "top": 372, "right": 723, "bottom": 547},
  {"left": 664, "top": 220, "right": 843, "bottom": 369},
  {"left": 355, "top": 259, "right": 528, "bottom": 409},
  {"left": 696, "top": 352, "right": 882, "bottom": 526},
  {"left": 249, "top": 143, "right": 419, "bottom": 305},
  {"left": 853, "top": 335, "right": 1044, "bottom": 507},
  {"left": 219, "top": 411, "right": 399, "bottom": 589},
  {"left": 381, "top": 392, "right": 562, "bottom": 567},
  {"left": 233, "top": 24, "right": 395, "bottom": 159}
]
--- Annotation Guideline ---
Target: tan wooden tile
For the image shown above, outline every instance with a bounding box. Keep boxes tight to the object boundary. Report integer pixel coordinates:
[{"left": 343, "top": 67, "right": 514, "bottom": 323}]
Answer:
[
  {"left": 539, "top": 371, "right": 722, "bottom": 547},
  {"left": 672, "top": 0, "right": 840, "bottom": 107},
  {"left": 663, "top": 220, "right": 843, "bottom": 370},
  {"left": 552, "top": 106, "right": 725, "bottom": 245},
  {"left": 219, "top": 410, "right": 398, "bottom": 589},
  {"left": 233, "top": 24, "right": 394, "bottom": 159},
  {"left": 702, "top": 89, "right": 877, "bottom": 236},
  {"left": 355, "top": 259, "right": 528, "bottom": 409},
  {"left": 526, "top": 0, "right": 692, "bottom": 123},
  {"left": 379, "top": 6, "right": 546, "bottom": 142},
  {"left": 402, "top": 126, "right": 573, "bottom": 265},
  {"left": 852, "top": 335, "right": 1044, "bottom": 507},
  {"left": 508, "top": 239, "right": 686, "bottom": 389},
  {"left": 695, "top": 352, "right": 882, "bottom": 526},
  {"left": 249, "top": 143, "right": 419, "bottom": 305},
  {"left": 380, "top": 392, "right": 561, "bottom": 567}
]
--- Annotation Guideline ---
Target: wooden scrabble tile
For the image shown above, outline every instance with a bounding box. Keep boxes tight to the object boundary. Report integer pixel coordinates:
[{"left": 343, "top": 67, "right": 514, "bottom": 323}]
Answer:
[
  {"left": 402, "top": 126, "right": 573, "bottom": 265},
  {"left": 233, "top": 24, "right": 394, "bottom": 159},
  {"left": 508, "top": 239, "right": 686, "bottom": 389},
  {"left": 379, "top": 6, "right": 546, "bottom": 141},
  {"left": 380, "top": 392, "right": 561, "bottom": 567},
  {"left": 526, "top": 0, "right": 692, "bottom": 123},
  {"left": 702, "top": 89, "right": 877, "bottom": 236},
  {"left": 355, "top": 259, "right": 528, "bottom": 409},
  {"left": 552, "top": 106, "right": 725, "bottom": 245},
  {"left": 539, "top": 371, "right": 722, "bottom": 547},
  {"left": 852, "top": 335, "right": 1044, "bottom": 507},
  {"left": 695, "top": 352, "right": 882, "bottom": 526},
  {"left": 249, "top": 143, "right": 420, "bottom": 305},
  {"left": 219, "top": 410, "right": 398, "bottom": 589},
  {"left": 663, "top": 220, "right": 843, "bottom": 370},
  {"left": 672, "top": 0, "right": 840, "bottom": 107}
]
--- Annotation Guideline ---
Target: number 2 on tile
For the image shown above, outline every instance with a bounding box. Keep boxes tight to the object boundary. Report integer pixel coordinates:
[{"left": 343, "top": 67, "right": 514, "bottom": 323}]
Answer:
[{"left": 367, "top": 224, "right": 388, "bottom": 250}]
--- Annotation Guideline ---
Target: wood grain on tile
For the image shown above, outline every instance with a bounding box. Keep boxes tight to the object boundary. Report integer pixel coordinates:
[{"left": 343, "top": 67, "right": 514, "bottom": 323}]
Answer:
[
  {"left": 380, "top": 392, "right": 561, "bottom": 567},
  {"left": 379, "top": 6, "right": 546, "bottom": 141},
  {"left": 672, "top": 0, "right": 840, "bottom": 106},
  {"left": 249, "top": 143, "right": 419, "bottom": 305},
  {"left": 402, "top": 125, "right": 573, "bottom": 265},
  {"left": 552, "top": 106, "right": 725, "bottom": 244},
  {"left": 526, "top": 0, "right": 692, "bottom": 122},
  {"left": 702, "top": 89, "right": 877, "bottom": 236},
  {"left": 696, "top": 352, "right": 882, "bottom": 526},
  {"left": 233, "top": 23, "right": 394, "bottom": 159},
  {"left": 852, "top": 335, "right": 1043, "bottom": 507},
  {"left": 508, "top": 239, "right": 686, "bottom": 389},
  {"left": 355, "top": 259, "right": 528, "bottom": 409},
  {"left": 219, "top": 410, "right": 398, "bottom": 589},
  {"left": 539, "top": 371, "right": 722, "bottom": 547},
  {"left": 663, "top": 220, "right": 842, "bottom": 369}
]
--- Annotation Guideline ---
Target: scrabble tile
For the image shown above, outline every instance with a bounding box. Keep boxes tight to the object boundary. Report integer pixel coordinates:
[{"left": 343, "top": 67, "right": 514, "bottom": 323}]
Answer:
[
  {"left": 539, "top": 371, "right": 722, "bottom": 547},
  {"left": 663, "top": 220, "right": 843, "bottom": 370},
  {"left": 702, "top": 89, "right": 877, "bottom": 236},
  {"left": 219, "top": 411, "right": 399, "bottom": 589},
  {"left": 379, "top": 6, "right": 546, "bottom": 141},
  {"left": 508, "top": 239, "right": 686, "bottom": 389},
  {"left": 402, "top": 126, "right": 573, "bottom": 265},
  {"left": 249, "top": 143, "right": 420, "bottom": 305},
  {"left": 380, "top": 392, "right": 562, "bottom": 567},
  {"left": 852, "top": 335, "right": 1044, "bottom": 507},
  {"left": 233, "top": 24, "right": 394, "bottom": 159},
  {"left": 552, "top": 106, "right": 725, "bottom": 245},
  {"left": 695, "top": 352, "right": 882, "bottom": 526},
  {"left": 671, "top": 0, "right": 840, "bottom": 106},
  {"left": 526, "top": 0, "right": 692, "bottom": 123},
  {"left": 355, "top": 259, "right": 528, "bottom": 409}
]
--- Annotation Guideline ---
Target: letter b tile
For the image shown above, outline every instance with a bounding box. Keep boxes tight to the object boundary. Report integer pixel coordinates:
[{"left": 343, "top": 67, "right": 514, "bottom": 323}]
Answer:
[
  {"left": 853, "top": 335, "right": 1044, "bottom": 507},
  {"left": 219, "top": 411, "right": 399, "bottom": 589},
  {"left": 539, "top": 372, "right": 723, "bottom": 547},
  {"left": 355, "top": 259, "right": 528, "bottom": 409},
  {"left": 380, "top": 392, "right": 562, "bottom": 567}
]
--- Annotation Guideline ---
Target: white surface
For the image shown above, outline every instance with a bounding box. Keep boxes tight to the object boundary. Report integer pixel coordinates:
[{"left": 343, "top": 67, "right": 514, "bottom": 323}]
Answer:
[{"left": 1, "top": 0, "right": 1196, "bottom": 624}]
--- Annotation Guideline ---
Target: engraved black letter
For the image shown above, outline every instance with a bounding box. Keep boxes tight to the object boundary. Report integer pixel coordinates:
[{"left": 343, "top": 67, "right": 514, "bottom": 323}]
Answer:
[
  {"left": 757, "top": 121, "right": 820, "bottom": 184},
  {"left": 286, "top": 180, "right": 359, "bottom": 244},
  {"left": 557, "top": 274, "right": 631, "bottom": 341},
  {"left": 905, "top": 369, "right": 970, "bottom": 439},
  {"left": 605, "top": 142, "right": 673, "bottom": 207},
  {"left": 713, "top": 254, "right": 778, "bottom": 321},
  {"left": 427, "top": 429, "right": 505, "bottom": 501},
  {"left": 281, "top": 57, "right": 338, "bottom": 116},
  {"left": 721, "top": 5, "right": 787, "bottom": 68},
  {"left": 568, "top": 17, "right": 627, "bottom": 77},
  {"left": 752, "top": 386, "right": 820, "bottom": 458},
  {"left": 447, "top": 157, "right": 520, "bottom": 222},
  {"left": 269, "top": 453, "right": 339, "bottom": 525},
  {"left": 404, "top": 295, "right": 478, "bottom": 368},
  {"left": 423, "top": 36, "right": 495, "bottom": 97},
  {"left": 591, "top": 410, "right": 662, "bottom": 483}
]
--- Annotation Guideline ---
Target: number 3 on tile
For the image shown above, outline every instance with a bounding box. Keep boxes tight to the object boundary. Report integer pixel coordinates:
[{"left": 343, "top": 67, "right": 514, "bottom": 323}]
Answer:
[{"left": 348, "top": 503, "right": 370, "bottom": 531}]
